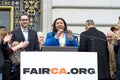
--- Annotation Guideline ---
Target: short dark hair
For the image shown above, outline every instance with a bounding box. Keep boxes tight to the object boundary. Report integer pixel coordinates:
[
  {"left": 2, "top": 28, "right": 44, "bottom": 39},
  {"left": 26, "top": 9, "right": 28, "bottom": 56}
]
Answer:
[
  {"left": 119, "top": 16, "right": 120, "bottom": 20},
  {"left": 0, "top": 26, "right": 6, "bottom": 29},
  {"left": 52, "top": 18, "right": 67, "bottom": 32},
  {"left": 19, "top": 14, "right": 29, "bottom": 20},
  {"left": 86, "top": 19, "right": 95, "bottom": 26}
]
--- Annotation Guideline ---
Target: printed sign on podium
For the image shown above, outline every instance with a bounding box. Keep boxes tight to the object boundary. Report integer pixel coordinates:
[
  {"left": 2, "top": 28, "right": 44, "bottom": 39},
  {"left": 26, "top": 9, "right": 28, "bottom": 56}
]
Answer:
[{"left": 21, "top": 52, "right": 98, "bottom": 80}]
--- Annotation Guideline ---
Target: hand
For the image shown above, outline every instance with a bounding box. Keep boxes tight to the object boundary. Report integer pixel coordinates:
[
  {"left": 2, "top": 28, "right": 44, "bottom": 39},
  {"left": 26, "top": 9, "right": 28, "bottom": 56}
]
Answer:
[
  {"left": 12, "top": 41, "right": 19, "bottom": 47},
  {"left": 55, "top": 29, "right": 64, "bottom": 39},
  {"left": 15, "top": 41, "right": 29, "bottom": 49},
  {"left": 3, "top": 34, "right": 12, "bottom": 44},
  {"left": 11, "top": 41, "right": 29, "bottom": 51},
  {"left": 22, "top": 41, "right": 29, "bottom": 48},
  {"left": 19, "top": 41, "right": 29, "bottom": 49},
  {"left": 110, "top": 71, "right": 114, "bottom": 79},
  {"left": 67, "top": 30, "right": 73, "bottom": 41}
]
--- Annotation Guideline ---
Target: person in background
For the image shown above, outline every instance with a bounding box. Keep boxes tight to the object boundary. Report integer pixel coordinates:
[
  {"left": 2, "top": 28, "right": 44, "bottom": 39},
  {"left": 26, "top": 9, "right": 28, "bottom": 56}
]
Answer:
[
  {"left": 110, "top": 26, "right": 120, "bottom": 33},
  {"left": 114, "top": 16, "right": 120, "bottom": 80},
  {"left": 79, "top": 19, "right": 110, "bottom": 80},
  {"left": 11, "top": 14, "right": 39, "bottom": 51},
  {"left": 113, "top": 28, "right": 120, "bottom": 80},
  {"left": 107, "top": 31, "right": 116, "bottom": 80},
  {"left": 11, "top": 14, "right": 39, "bottom": 80},
  {"left": 7, "top": 41, "right": 28, "bottom": 80},
  {"left": 9, "top": 41, "right": 25, "bottom": 66},
  {"left": 37, "top": 31, "right": 45, "bottom": 50},
  {"left": 0, "top": 26, "right": 28, "bottom": 80},
  {"left": 0, "top": 26, "right": 6, "bottom": 80},
  {"left": 0, "top": 26, "right": 14, "bottom": 80},
  {"left": 45, "top": 18, "right": 78, "bottom": 47},
  {"left": 110, "top": 25, "right": 120, "bottom": 44}
]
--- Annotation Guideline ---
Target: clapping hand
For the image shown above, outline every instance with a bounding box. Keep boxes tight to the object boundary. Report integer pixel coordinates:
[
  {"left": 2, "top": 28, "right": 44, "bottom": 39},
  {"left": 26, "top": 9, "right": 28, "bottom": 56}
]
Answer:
[
  {"left": 3, "top": 34, "right": 12, "bottom": 44},
  {"left": 12, "top": 41, "right": 29, "bottom": 51},
  {"left": 55, "top": 29, "right": 64, "bottom": 39},
  {"left": 67, "top": 30, "right": 73, "bottom": 41},
  {"left": 18, "top": 41, "right": 29, "bottom": 49}
]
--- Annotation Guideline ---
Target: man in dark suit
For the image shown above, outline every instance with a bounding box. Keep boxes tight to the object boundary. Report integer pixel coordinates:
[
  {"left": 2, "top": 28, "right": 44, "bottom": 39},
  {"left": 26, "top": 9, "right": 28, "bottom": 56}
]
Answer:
[
  {"left": 11, "top": 14, "right": 39, "bottom": 80},
  {"left": 79, "top": 19, "right": 110, "bottom": 80},
  {"left": 12, "top": 14, "right": 39, "bottom": 51}
]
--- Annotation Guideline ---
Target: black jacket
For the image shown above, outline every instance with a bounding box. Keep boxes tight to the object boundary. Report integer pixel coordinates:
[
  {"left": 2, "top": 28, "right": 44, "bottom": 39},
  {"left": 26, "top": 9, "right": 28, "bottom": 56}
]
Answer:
[
  {"left": 0, "top": 41, "right": 12, "bottom": 72},
  {"left": 80, "top": 27, "right": 110, "bottom": 79},
  {"left": 11, "top": 27, "right": 39, "bottom": 51},
  {"left": 0, "top": 42, "right": 4, "bottom": 72}
]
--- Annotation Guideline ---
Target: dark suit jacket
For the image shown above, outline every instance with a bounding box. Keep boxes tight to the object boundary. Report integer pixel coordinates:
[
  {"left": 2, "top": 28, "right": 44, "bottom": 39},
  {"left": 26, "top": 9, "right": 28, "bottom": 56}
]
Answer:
[
  {"left": 11, "top": 27, "right": 39, "bottom": 51},
  {"left": 0, "top": 41, "right": 13, "bottom": 72},
  {"left": 0, "top": 42, "right": 4, "bottom": 72},
  {"left": 80, "top": 27, "right": 110, "bottom": 79}
]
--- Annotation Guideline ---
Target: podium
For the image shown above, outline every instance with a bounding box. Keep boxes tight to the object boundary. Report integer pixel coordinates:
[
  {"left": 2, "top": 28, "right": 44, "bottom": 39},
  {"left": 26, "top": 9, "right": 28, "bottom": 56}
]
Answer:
[
  {"left": 21, "top": 52, "right": 98, "bottom": 80},
  {"left": 41, "top": 46, "right": 78, "bottom": 52}
]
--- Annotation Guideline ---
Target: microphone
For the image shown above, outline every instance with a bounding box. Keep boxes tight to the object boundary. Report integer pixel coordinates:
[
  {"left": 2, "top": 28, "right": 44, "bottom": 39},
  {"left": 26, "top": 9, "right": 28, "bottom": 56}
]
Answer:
[
  {"left": 64, "top": 31, "right": 106, "bottom": 41},
  {"left": 62, "top": 29, "right": 106, "bottom": 41},
  {"left": 72, "top": 32, "right": 80, "bottom": 36},
  {"left": 63, "top": 30, "right": 80, "bottom": 36}
]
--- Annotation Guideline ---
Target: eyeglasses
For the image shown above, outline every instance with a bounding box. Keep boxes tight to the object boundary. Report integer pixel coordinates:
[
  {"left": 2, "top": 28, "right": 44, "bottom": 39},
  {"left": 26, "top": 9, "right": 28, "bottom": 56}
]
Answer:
[
  {"left": 20, "top": 19, "right": 28, "bottom": 21},
  {"left": 107, "top": 36, "right": 113, "bottom": 38}
]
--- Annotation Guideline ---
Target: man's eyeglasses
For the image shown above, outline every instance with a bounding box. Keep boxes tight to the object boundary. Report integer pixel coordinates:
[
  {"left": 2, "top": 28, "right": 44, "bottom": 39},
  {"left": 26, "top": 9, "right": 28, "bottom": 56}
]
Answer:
[{"left": 20, "top": 19, "right": 28, "bottom": 21}]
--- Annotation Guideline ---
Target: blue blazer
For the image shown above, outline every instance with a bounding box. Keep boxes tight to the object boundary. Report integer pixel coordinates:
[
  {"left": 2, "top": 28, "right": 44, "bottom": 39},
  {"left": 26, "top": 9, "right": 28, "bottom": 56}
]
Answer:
[{"left": 45, "top": 32, "right": 78, "bottom": 46}]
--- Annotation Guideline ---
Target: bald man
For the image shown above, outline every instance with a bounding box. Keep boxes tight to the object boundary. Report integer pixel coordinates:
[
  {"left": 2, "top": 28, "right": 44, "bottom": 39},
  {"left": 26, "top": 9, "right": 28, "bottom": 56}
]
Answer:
[
  {"left": 37, "top": 31, "right": 45, "bottom": 50},
  {"left": 107, "top": 31, "right": 115, "bottom": 43}
]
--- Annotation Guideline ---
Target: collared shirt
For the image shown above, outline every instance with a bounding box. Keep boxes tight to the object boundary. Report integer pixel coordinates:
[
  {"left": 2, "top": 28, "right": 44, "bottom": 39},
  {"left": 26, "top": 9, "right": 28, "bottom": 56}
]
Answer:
[
  {"left": 0, "top": 72, "right": 2, "bottom": 80},
  {"left": 21, "top": 27, "right": 28, "bottom": 41},
  {"left": 59, "top": 34, "right": 66, "bottom": 47}
]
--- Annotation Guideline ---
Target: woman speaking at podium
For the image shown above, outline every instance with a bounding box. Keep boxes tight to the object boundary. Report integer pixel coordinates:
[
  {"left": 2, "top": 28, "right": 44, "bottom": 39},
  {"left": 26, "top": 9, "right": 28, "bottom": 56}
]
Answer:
[{"left": 45, "top": 18, "right": 78, "bottom": 47}]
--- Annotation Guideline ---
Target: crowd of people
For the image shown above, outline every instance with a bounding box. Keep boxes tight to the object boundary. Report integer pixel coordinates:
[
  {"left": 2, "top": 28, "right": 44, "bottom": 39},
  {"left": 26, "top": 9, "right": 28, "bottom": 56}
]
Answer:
[{"left": 0, "top": 14, "right": 120, "bottom": 80}]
